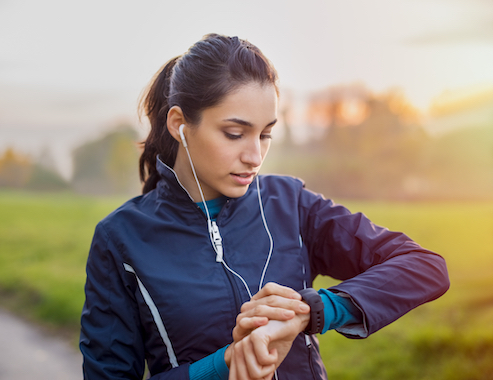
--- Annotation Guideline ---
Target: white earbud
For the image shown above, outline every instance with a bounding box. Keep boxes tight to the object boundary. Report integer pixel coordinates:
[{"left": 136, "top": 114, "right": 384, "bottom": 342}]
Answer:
[{"left": 179, "top": 124, "right": 187, "bottom": 148}]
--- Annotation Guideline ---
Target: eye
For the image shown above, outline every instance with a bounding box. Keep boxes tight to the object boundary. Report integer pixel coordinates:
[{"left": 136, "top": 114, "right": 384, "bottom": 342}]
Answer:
[
  {"left": 224, "top": 132, "right": 242, "bottom": 140},
  {"left": 260, "top": 133, "right": 272, "bottom": 140}
]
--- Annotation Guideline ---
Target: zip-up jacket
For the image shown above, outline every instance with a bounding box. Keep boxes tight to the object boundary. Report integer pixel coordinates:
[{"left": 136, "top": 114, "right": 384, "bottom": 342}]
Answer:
[{"left": 80, "top": 158, "right": 449, "bottom": 379}]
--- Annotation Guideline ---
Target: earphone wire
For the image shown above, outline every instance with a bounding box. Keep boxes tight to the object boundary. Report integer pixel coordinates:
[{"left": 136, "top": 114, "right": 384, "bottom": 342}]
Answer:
[
  {"left": 183, "top": 143, "right": 212, "bottom": 222},
  {"left": 256, "top": 175, "right": 279, "bottom": 380},
  {"left": 256, "top": 175, "right": 274, "bottom": 292},
  {"left": 183, "top": 143, "right": 274, "bottom": 298},
  {"left": 183, "top": 142, "right": 278, "bottom": 380},
  {"left": 183, "top": 142, "right": 254, "bottom": 298}
]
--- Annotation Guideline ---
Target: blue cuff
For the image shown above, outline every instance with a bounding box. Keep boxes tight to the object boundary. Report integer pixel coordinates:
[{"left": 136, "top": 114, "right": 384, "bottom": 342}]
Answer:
[
  {"left": 318, "top": 289, "right": 362, "bottom": 334},
  {"left": 214, "top": 345, "right": 230, "bottom": 380},
  {"left": 189, "top": 345, "right": 229, "bottom": 380}
]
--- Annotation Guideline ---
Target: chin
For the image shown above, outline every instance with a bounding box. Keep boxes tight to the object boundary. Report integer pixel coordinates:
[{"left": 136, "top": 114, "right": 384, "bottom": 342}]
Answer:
[{"left": 223, "top": 185, "right": 250, "bottom": 199}]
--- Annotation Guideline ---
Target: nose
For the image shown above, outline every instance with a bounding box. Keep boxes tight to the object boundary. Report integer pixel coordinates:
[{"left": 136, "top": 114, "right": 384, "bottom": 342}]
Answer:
[{"left": 241, "top": 138, "right": 263, "bottom": 168}]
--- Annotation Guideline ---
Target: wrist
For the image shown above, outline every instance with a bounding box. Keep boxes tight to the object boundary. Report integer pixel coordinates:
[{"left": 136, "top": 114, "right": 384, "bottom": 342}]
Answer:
[{"left": 224, "top": 343, "right": 233, "bottom": 368}]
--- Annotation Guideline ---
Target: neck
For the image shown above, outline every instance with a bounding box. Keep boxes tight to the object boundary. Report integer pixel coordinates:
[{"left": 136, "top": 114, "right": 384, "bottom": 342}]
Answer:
[{"left": 173, "top": 149, "right": 219, "bottom": 202}]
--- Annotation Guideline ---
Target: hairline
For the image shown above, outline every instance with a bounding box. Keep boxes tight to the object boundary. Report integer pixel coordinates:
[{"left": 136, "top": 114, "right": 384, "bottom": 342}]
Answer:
[{"left": 185, "top": 80, "right": 278, "bottom": 128}]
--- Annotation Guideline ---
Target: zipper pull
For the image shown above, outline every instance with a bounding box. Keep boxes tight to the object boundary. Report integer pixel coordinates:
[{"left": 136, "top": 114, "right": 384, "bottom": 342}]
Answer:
[
  {"left": 209, "top": 220, "right": 223, "bottom": 262},
  {"left": 305, "top": 334, "right": 312, "bottom": 347}
]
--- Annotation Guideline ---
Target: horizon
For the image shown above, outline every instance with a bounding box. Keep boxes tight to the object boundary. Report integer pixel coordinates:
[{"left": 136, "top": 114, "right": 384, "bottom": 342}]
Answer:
[{"left": 1, "top": 0, "right": 493, "bottom": 177}]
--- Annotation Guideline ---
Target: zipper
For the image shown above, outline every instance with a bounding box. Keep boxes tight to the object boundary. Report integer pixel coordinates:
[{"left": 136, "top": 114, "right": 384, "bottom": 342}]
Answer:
[
  {"left": 162, "top": 164, "right": 246, "bottom": 325},
  {"left": 222, "top": 263, "right": 243, "bottom": 313},
  {"left": 306, "top": 335, "right": 317, "bottom": 379},
  {"left": 161, "top": 163, "right": 245, "bottom": 334},
  {"left": 210, "top": 220, "right": 223, "bottom": 262}
]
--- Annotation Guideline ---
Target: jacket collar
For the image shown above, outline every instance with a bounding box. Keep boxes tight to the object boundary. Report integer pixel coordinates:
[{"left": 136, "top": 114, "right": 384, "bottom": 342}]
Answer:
[
  {"left": 155, "top": 156, "right": 195, "bottom": 202},
  {"left": 155, "top": 155, "right": 252, "bottom": 216}
]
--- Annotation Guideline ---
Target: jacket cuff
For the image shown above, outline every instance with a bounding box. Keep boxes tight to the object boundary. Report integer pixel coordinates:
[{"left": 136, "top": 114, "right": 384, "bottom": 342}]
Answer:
[
  {"left": 189, "top": 345, "right": 229, "bottom": 380},
  {"left": 214, "top": 345, "right": 229, "bottom": 380},
  {"left": 318, "top": 289, "right": 363, "bottom": 334}
]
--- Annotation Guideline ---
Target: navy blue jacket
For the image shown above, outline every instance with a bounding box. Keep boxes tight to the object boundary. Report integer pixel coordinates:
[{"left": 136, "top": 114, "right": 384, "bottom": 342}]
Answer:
[{"left": 80, "top": 158, "right": 449, "bottom": 379}]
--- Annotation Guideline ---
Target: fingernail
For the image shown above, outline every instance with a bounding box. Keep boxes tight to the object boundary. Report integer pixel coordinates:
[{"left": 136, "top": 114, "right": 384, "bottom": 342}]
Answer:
[
  {"left": 300, "top": 303, "right": 310, "bottom": 312},
  {"left": 291, "top": 292, "right": 301, "bottom": 299},
  {"left": 283, "top": 310, "right": 294, "bottom": 318}
]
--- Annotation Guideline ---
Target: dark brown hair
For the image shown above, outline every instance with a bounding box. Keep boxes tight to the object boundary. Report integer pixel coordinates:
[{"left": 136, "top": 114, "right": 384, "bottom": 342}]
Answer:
[{"left": 139, "top": 33, "right": 279, "bottom": 193}]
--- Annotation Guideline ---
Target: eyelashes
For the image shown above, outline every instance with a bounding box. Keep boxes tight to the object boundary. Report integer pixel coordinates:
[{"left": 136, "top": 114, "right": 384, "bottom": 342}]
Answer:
[
  {"left": 224, "top": 132, "right": 242, "bottom": 140},
  {"left": 224, "top": 132, "right": 272, "bottom": 140}
]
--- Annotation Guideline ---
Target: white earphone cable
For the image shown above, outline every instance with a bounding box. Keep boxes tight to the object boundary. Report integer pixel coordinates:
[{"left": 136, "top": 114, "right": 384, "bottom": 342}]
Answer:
[
  {"left": 183, "top": 143, "right": 212, "bottom": 221},
  {"left": 180, "top": 127, "right": 278, "bottom": 378},
  {"left": 256, "top": 175, "right": 274, "bottom": 292},
  {"left": 182, "top": 139, "right": 273, "bottom": 299}
]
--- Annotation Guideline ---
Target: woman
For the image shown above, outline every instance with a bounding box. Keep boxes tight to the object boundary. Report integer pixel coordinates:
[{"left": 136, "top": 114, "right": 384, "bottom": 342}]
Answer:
[{"left": 80, "top": 34, "right": 449, "bottom": 380}]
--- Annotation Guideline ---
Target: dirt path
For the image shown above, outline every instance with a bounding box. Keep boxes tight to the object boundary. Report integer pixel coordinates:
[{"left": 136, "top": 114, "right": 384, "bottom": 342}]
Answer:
[{"left": 0, "top": 308, "right": 82, "bottom": 379}]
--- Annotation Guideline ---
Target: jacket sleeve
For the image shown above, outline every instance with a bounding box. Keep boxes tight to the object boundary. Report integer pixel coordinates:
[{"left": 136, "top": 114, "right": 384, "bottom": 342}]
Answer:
[
  {"left": 298, "top": 187, "right": 450, "bottom": 338},
  {"left": 80, "top": 222, "right": 191, "bottom": 380}
]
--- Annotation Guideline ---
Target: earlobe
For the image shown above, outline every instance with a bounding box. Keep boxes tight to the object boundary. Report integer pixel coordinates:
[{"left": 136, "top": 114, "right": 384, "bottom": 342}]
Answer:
[{"left": 167, "top": 106, "right": 186, "bottom": 143}]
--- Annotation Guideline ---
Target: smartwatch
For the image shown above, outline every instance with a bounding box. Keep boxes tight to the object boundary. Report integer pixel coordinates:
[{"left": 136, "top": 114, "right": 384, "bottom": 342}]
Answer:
[{"left": 298, "top": 288, "right": 325, "bottom": 335}]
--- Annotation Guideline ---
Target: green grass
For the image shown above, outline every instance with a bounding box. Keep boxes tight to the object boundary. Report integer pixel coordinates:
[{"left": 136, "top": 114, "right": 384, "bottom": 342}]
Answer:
[
  {"left": 1, "top": 191, "right": 492, "bottom": 378},
  {"left": 0, "top": 190, "right": 126, "bottom": 335}
]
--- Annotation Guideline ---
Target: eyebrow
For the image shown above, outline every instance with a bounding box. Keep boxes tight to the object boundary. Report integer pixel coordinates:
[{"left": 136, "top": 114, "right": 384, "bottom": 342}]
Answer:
[{"left": 223, "top": 118, "right": 278, "bottom": 128}]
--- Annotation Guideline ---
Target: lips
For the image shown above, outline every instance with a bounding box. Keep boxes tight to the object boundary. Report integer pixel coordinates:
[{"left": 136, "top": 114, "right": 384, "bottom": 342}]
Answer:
[{"left": 231, "top": 172, "right": 256, "bottom": 185}]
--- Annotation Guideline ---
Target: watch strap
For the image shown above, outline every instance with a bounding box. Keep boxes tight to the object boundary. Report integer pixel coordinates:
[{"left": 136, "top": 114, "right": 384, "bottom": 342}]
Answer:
[{"left": 299, "top": 288, "right": 325, "bottom": 335}]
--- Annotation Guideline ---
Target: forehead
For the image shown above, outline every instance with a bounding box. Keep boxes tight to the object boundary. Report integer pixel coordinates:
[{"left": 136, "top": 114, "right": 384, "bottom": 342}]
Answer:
[{"left": 200, "top": 83, "right": 278, "bottom": 126}]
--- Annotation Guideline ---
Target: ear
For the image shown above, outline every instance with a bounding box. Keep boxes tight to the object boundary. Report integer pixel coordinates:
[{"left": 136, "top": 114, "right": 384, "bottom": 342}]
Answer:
[{"left": 167, "top": 106, "right": 186, "bottom": 143}]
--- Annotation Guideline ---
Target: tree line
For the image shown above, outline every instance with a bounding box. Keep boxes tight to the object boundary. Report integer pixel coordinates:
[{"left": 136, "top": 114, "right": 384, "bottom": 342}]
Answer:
[
  {"left": 265, "top": 84, "right": 493, "bottom": 200},
  {"left": 1, "top": 86, "right": 492, "bottom": 200},
  {"left": 0, "top": 124, "right": 141, "bottom": 195}
]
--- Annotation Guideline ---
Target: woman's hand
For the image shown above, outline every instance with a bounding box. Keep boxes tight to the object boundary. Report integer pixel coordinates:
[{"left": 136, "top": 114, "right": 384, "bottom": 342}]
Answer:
[
  {"left": 228, "top": 314, "right": 310, "bottom": 380},
  {"left": 232, "top": 283, "right": 310, "bottom": 343},
  {"left": 228, "top": 339, "right": 276, "bottom": 380},
  {"left": 226, "top": 283, "right": 311, "bottom": 379}
]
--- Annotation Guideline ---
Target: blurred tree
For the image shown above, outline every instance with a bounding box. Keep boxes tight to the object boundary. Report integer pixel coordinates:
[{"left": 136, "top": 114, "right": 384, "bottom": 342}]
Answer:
[
  {"left": 306, "top": 84, "right": 369, "bottom": 130},
  {"left": 0, "top": 147, "right": 70, "bottom": 191},
  {"left": 0, "top": 148, "right": 33, "bottom": 188},
  {"left": 71, "top": 124, "right": 141, "bottom": 195},
  {"left": 272, "top": 85, "right": 428, "bottom": 199},
  {"left": 324, "top": 90, "right": 427, "bottom": 199},
  {"left": 268, "top": 84, "right": 492, "bottom": 200},
  {"left": 26, "top": 147, "right": 70, "bottom": 191},
  {"left": 26, "top": 164, "right": 70, "bottom": 191}
]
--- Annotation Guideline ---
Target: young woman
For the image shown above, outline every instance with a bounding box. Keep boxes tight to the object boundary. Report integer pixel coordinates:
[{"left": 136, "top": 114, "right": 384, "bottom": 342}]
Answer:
[{"left": 80, "top": 34, "right": 449, "bottom": 380}]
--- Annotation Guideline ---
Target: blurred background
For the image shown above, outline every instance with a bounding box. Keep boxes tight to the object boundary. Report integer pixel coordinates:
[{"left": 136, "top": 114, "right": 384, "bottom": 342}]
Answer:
[{"left": 1, "top": 0, "right": 492, "bottom": 379}]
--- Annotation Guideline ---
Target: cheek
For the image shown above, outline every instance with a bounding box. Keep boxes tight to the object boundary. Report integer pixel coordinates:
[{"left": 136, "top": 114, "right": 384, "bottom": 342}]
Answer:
[
  {"left": 203, "top": 139, "right": 236, "bottom": 164},
  {"left": 261, "top": 141, "right": 271, "bottom": 158}
]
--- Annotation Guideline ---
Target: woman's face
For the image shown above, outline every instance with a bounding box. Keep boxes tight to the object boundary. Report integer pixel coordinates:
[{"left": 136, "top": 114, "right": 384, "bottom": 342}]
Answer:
[{"left": 173, "top": 82, "right": 278, "bottom": 201}]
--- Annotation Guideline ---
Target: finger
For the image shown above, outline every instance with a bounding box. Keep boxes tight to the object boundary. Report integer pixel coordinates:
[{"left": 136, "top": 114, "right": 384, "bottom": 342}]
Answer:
[
  {"left": 231, "top": 340, "right": 250, "bottom": 380},
  {"left": 242, "top": 336, "right": 276, "bottom": 379},
  {"left": 229, "top": 350, "right": 237, "bottom": 380},
  {"left": 250, "top": 328, "right": 278, "bottom": 366},
  {"left": 241, "top": 298, "right": 309, "bottom": 316},
  {"left": 233, "top": 316, "right": 269, "bottom": 342},
  {"left": 265, "top": 369, "right": 276, "bottom": 380},
  {"left": 239, "top": 316, "right": 269, "bottom": 330},
  {"left": 251, "top": 282, "right": 301, "bottom": 301}
]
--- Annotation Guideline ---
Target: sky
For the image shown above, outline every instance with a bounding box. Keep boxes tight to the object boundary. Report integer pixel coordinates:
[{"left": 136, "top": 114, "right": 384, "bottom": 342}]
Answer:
[{"left": 1, "top": 0, "right": 493, "bottom": 177}]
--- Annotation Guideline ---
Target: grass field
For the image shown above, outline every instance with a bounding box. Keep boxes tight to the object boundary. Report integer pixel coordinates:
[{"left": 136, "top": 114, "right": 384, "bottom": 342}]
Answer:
[{"left": 1, "top": 191, "right": 492, "bottom": 379}]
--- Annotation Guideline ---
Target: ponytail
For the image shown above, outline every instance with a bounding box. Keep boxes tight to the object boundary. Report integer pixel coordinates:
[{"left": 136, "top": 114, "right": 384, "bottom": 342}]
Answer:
[{"left": 139, "top": 56, "right": 180, "bottom": 194}]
